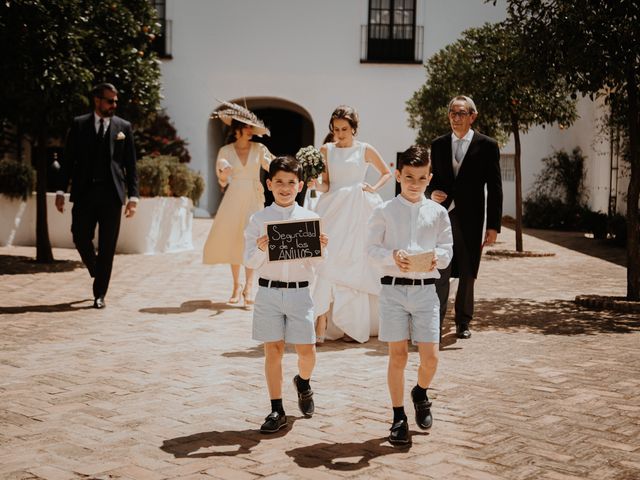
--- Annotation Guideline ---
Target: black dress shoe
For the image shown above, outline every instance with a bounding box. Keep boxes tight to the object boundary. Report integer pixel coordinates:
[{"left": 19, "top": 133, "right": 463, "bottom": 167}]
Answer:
[
  {"left": 293, "top": 375, "right": 314, "bottom": 417},
  {"left": 260, "top": 411, "right": 287, "bottom": 433},
  {"left": 93, "top": 297, "right": 105, "bottom": 309},
  {"left": 389, "top": 418, "right": 410, "bottom": 445},
  {"left": 456, "top": 325, "right": 471, "bottom": 339},
  {"left": 411, "top": 387, "right": 433, "bottom": 430}
]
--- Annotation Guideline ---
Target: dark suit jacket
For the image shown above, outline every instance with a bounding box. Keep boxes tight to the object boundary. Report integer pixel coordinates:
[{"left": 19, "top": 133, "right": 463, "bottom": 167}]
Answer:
[
  {"left": 428, "top": 131, "right": 502, "bottom": 277},
  {"left": 59, "top": 113, "right": 138, "bottom": 204}
]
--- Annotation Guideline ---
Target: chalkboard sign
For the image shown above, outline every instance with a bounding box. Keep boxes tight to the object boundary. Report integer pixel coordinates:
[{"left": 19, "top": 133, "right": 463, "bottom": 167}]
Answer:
[{"left": 266, "top": 218, "right": 322, "bottom": 262}]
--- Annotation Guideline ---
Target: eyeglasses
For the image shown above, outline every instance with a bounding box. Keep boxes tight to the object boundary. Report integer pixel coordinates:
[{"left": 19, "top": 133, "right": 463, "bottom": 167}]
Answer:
[
  {"left": 101, "top": 97, "right": 118, "bottom": 105},
  {"left": 449, "top": 111, "right": 470, "bottom": 119}
]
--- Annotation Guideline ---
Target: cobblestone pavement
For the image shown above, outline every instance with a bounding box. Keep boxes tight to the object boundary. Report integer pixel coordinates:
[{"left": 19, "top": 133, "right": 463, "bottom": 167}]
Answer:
[{"left": 1, "top": 220, "right": 637, "bottom": 480}]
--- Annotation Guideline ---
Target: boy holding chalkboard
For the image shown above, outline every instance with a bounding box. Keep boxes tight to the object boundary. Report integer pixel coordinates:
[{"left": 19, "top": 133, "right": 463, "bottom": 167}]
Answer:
[
  {"left": 244, "top": 156, "right": 328, "bottom": 433},
  {"left": 367, "top": 145, "right": 453, "bottom": 445}
]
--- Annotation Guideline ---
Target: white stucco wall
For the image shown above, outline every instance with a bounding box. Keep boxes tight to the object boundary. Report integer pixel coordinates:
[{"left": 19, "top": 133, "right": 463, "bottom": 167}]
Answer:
[
  {"left": 500, "top": 96, "right": 613, "bottom": 217},
  {"left": 159, "top": 0, "right": 507, "bottom": 213}
]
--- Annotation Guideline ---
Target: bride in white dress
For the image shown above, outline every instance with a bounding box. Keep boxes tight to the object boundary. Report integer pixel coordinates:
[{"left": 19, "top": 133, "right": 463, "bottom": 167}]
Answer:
[{"left": 309, "top": 105, "right": 392, "bottom": 343}]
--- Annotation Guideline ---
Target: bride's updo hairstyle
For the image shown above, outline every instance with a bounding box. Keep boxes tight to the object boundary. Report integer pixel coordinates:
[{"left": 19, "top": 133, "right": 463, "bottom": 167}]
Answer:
[{"left": 329, "top": 105, "right": 359, "bottom": 135}]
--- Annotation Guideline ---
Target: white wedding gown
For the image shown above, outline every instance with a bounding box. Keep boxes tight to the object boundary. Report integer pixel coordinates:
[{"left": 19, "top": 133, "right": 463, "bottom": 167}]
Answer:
[{"left": 312, "top": 141, "right": 382, "bottom": 342}]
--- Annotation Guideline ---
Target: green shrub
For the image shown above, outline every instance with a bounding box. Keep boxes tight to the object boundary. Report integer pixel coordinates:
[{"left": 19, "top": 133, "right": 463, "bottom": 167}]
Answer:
[
  {"left": 537, "top": 148, "right": 586, "bottom": 208},
  {"left": 190, "top": 173, "right": 205, "bottom": 206},
  {"left": 166, "top": 161, "right": 194, "bottom": 198},
  {"left": 523, "top": 195, "right": 589, "bottom": 230},
  {"left": 138, "top": 155, "right": 171, "bottom": 197},
  {"left": 0, "top": 158, "right": 35, "bottom": 200},
  {"left": 609, "top": 214, "right": 627, "bottom": 246},
  {"left": 523, "top": 147, "right": 591, "bottom": 230},
  {"left": 582, "top": 210, "right": 608, "bottom": 239},
  {"left": 135, "top": 111, "right": 191, "bottom": 163},
  {"left": 137, "top": 155, "right": 204, "bottom": 203}
]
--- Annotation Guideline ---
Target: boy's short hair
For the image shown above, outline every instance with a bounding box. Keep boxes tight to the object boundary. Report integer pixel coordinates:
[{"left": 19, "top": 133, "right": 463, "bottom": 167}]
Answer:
[
  {"left": 268, "top": 155, "right": 303, "bottom": 180},
  {"left": 397, "top": 145, "right": 431, "bottom": 171}
]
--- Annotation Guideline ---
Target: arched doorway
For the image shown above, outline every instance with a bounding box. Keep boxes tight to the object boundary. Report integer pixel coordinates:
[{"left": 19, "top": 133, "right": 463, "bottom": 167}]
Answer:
[{"left": 208, "top": 97, "right": 314, "bottom": 213}]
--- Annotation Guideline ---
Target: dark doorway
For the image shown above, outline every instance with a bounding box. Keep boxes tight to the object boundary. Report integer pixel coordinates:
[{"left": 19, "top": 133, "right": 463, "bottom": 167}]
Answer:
[{"left": 252, "top": 108, "right": 314, "bottom": 206}]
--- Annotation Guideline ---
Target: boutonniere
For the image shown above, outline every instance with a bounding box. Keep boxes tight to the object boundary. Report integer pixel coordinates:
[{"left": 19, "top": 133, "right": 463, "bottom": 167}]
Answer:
[{"left": 116, "top": 132, "right": 126, "bottom": 141}]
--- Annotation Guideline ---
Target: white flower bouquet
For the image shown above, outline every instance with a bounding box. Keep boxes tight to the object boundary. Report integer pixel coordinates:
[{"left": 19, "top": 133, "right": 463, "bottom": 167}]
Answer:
[{"left": 295, "top": 145, "right": 325, "bottom": 197}]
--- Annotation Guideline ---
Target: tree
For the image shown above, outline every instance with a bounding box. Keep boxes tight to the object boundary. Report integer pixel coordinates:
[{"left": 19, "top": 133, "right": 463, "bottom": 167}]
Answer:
[
  {"left": 135, "top": 111, "right": 192, "bottom": 163},
  {"left": 503, "top": 0, "right": 640, "bottom": 299},
  {"left": 407, "top": 21, "right": 577, "bottom": 251},
  {"left": 0, "top": 0, "right": 161, "bottom": 262}
]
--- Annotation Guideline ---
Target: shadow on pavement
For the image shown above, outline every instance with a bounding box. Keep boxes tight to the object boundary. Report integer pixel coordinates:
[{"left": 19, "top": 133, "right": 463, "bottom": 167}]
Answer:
[
  {"left": 524, "top": 228, "right": 626, "bottom": 267},
  {"left": 0, "top": 255, "right": 84, "bottom": 275},
  {"left": 0, "top": 299, "right": 94, "bottom": 314},
  {"left": 221, "top": 345, "right": 264, "bottom": 358},
  {"left": 160, "top": 418, "right": 299, "bottom": 458},
  {"left": 222, "top": 338, "right": 388, "bottom": 359},
  {"left": 140, "top": 300, "right": 244, "bottom": 315},
  {"left": 318, "top": 337, "right": 387, "bottom": 356},
  {"left": 472, "top": 298, "right": 640, "bottom": 335},
  {"left": 286, "top": 435, "right": 421, "bottom": 470}
]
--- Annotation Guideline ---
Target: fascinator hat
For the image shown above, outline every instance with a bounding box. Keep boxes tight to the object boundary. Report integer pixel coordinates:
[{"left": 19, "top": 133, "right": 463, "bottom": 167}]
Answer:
[{"left": 211, "top": 100, "right": 270, "bottom": 137}]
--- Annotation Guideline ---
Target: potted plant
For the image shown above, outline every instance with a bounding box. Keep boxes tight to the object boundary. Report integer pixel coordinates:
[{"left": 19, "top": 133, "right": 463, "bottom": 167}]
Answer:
[
  {"left": 0, "top": 158, "right": 36, "bottom": 246},
  {"left": 116, "top": 155, "right": 204, "bottom": 254}
]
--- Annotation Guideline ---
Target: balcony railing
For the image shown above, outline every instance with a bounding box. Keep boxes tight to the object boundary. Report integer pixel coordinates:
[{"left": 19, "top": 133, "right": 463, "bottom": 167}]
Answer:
[{"left": 360, "top": 24, "right": 423, "bottom": 64}]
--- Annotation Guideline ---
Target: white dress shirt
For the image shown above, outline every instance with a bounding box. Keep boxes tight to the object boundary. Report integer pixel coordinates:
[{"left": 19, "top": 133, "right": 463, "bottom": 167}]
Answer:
[
  {"left": 94, "top": 112, "right": 111, "bottom": 134},
  {"left": 244, "top": 203, "right": 324, "bottom": 282},
  {"left": 367, "top": 195, "right": 453, "bottom": 279}
]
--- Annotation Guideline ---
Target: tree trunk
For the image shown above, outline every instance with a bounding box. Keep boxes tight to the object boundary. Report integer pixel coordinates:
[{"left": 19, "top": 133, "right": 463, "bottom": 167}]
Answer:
[
  {"left": 625, "top": 67, "right": 640, "bottom": 300},
  {"left": 511, "top": 117, "right": 523, "bottom": 252},
  {"left": 35, "top": 129, "right": 54, "bottom": 263}
]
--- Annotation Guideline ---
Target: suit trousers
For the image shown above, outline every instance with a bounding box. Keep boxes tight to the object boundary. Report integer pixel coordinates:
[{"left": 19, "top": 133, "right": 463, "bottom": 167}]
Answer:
[
  {"left": 71, "top": 182, "right": 122, "bottom": 298},
  {"left": 435, "top": 209, "right": 475, "bottom": 330}
]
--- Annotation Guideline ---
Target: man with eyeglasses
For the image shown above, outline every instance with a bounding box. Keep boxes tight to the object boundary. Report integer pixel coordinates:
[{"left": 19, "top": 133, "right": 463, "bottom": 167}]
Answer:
[
  {"left": 427, "top": 95, "right": 502, "bottom": 341},
  {"left": 55, "top": 83, "right": 139, "bottom": 309}
]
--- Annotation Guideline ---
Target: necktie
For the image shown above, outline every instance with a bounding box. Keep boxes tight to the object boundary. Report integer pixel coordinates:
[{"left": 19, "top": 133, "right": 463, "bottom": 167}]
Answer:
[
  {"left": 98, "top": 118, "right": 104, "bottom": 138},
  {"left": 454, "top": 139, "right": 464, "bottom": 163}
]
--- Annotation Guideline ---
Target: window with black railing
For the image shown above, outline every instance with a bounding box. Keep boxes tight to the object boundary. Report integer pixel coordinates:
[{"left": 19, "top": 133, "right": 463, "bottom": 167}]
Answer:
[
  {"left": 150, "top": 0, "right": 172, "bottom": 59},
  {"left": 362, "top": 0, "right": 422, "bottom": 63}
]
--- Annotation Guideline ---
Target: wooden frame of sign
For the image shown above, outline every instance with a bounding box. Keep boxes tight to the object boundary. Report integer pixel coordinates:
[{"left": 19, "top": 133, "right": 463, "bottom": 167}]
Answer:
[{"left": 265, "top": 218, "right": 323, "bottom": 263}]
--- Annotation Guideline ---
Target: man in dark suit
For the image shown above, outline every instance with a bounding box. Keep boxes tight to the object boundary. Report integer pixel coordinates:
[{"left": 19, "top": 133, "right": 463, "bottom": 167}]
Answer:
[
  {"left": 428, "top": 96, "right": 502, "bottom": 339},
  {"left": 55, "top": 83, "right": 139, "bottom": 309}
]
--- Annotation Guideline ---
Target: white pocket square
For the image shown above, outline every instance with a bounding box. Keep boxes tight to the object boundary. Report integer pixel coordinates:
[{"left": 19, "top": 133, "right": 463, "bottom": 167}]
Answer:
[{"left": 116, "top": 132, "right": 126, "bottom": 140}]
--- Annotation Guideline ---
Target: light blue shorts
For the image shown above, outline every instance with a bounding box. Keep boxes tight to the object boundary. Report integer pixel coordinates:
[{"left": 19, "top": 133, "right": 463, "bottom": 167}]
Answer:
[
  {"left": 378, "top": 284, "right": 440, "bottom": 344},
  {"left": 252, "top": 286, "right": 315, "bottom": 344}
]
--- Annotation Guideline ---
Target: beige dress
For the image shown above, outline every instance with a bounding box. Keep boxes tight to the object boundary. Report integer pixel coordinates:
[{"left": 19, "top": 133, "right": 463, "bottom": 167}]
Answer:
[{"left": 203, "top": 142, "right": 270, "bottom": 265}]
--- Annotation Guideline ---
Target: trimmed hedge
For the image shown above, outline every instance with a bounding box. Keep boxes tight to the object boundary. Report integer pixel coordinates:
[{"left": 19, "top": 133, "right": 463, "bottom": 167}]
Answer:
[
  {"left": 0, "top": 158, "right": 35, "bottom": 200},
  {"left": 137, "top": 155, "right": 204, "bottom": 205}
]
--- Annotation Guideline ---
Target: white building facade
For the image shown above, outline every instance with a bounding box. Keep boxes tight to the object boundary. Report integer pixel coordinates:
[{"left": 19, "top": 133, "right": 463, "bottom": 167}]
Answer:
[{"left": 156, "top": 0, "right": 623, "bottom": 218}]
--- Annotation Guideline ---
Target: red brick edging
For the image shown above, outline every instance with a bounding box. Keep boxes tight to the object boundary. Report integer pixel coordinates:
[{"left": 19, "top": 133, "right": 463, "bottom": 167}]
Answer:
[{"left": 575, "top": 294, "right": 640, "bottom": 313}]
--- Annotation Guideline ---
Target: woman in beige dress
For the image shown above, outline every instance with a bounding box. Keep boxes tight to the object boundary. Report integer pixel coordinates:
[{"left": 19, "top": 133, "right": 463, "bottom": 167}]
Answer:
[{"left": 204, "top": 104, "right": 272, "bottom": 307}]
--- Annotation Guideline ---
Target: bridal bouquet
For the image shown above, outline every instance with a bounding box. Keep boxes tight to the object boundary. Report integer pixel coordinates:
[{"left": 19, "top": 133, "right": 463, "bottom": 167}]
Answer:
[{"left": 295, "top": 145, "right": 325, "bottom": 197}]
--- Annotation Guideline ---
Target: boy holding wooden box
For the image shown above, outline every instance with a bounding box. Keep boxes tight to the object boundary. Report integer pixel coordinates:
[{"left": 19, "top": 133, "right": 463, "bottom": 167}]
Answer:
[{"left": 367, "top": 145, "right": 453, "bottom": 445}]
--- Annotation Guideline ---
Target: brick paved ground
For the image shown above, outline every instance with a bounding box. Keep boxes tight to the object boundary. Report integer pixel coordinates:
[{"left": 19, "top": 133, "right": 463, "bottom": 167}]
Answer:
[{"left": 0, "top": 220, "right": 637, "bottom": 480}]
